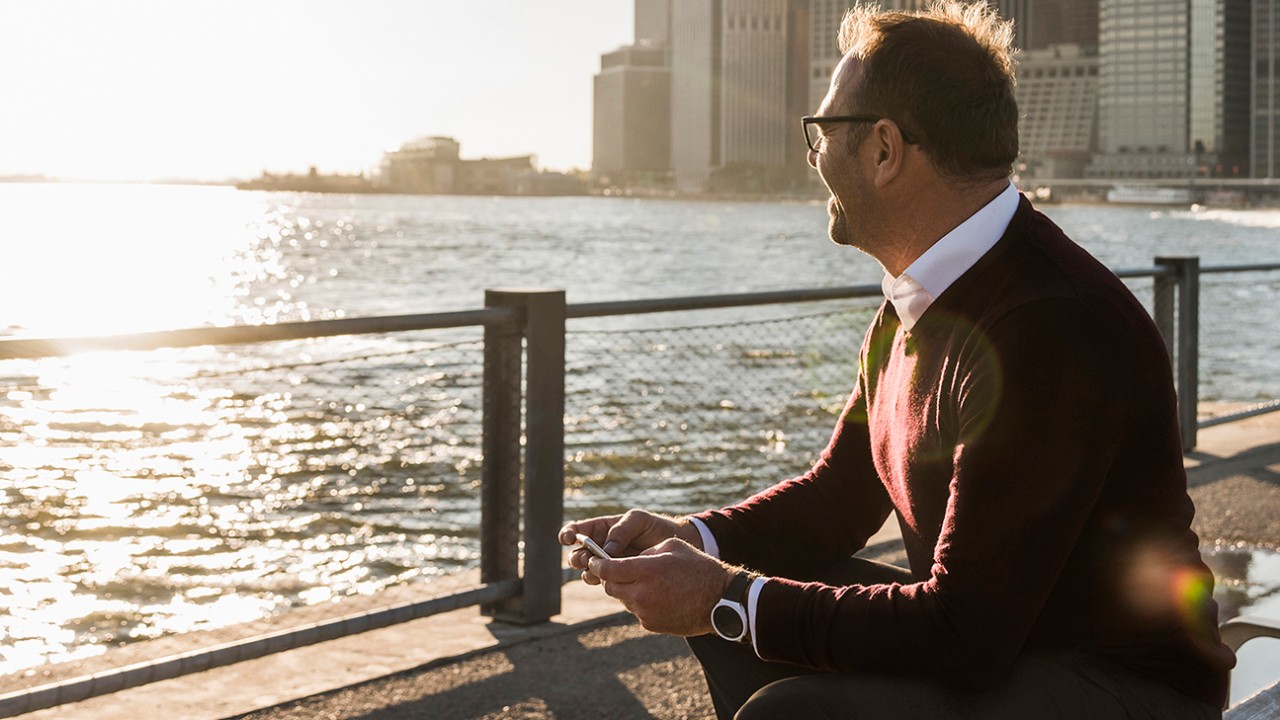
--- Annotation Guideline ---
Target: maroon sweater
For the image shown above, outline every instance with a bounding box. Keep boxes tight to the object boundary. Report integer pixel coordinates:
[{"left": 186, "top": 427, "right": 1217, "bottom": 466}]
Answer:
[{"left": 695, "top": 197, "right": 1234, "bottom": 707}]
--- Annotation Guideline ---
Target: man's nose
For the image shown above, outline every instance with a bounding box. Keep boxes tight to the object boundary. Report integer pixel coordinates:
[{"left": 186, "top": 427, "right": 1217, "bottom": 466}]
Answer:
[{"left": 807, "top": 147, "right": 819, "bottom": 169}]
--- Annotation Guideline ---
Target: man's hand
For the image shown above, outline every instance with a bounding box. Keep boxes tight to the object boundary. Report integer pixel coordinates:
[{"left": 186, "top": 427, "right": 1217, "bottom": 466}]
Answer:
[
  {"left": 587, "top": 537, "right": 734, "bottom": 637},
  {"left": 559, "top": 509, "right": 703, "bottom": 585}
]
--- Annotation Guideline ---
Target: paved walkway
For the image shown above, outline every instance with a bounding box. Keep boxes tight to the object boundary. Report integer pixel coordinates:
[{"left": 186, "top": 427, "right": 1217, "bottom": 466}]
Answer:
[{"left": 11, "top": 406, "right": 1280, "bottom": 720}]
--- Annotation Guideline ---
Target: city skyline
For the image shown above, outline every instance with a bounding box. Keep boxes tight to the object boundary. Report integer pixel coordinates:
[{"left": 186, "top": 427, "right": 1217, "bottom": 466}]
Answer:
[{"left": 0, "top": 1, "right": 632, "bottom": 183}]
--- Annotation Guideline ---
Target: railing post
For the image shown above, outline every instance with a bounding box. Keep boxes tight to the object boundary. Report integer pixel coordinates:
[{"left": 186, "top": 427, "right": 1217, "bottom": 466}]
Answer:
[
  {"left": 481, "top": 289, "right": 566, "bottom": 624},
  {"left": 481, "top": 291, "right": 525, "bottom": 619},
  {"left": 520, "top": 289, "right": 566, "bottom": 623},
  {"left": 1153, "top": 262, "right": 1176, "bottom": 361},
  {"left": 1154, "top": 256, "right": 1200, "bottom": 451}
]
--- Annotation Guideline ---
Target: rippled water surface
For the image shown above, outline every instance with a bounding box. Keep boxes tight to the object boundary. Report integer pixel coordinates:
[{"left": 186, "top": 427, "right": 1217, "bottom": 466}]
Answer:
[{"left": 0, "top": 183, "right": 1277, "bottom": 674}]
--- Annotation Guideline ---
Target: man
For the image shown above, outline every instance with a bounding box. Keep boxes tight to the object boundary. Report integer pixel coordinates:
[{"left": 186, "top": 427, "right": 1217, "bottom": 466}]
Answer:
[{"left": 560, "top": 3, "right": 1234, "bottom": 718}]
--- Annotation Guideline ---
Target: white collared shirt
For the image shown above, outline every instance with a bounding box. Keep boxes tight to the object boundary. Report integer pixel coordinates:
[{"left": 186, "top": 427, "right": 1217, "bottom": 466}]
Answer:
[
  {"left": 690, "top": 181, "right": 1021, "bottom": 655},
  {"left": 881, "top": 182, "right": 1020, "bottom": 331}
]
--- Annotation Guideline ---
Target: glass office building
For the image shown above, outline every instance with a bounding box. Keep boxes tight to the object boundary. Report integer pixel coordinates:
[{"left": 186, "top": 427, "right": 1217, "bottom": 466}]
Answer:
[
  {"left": 1255, "top": 0, "right": 1280, "bottom": 178},
  {"left": 1089, "top": 0, "right": 1249, "bottom": 179},
  {"left": 720, "top": 0, "right": 810, "bottom": 180},
  {"left": 670, "top": 0, "right": 722, "bottom": 190}
]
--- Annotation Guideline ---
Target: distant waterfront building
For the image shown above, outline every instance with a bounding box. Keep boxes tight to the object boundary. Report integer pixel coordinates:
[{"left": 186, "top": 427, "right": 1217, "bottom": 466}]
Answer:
[
  {"left": 592, "top": 44, "right": 673, "bottom": 187},
  {"left": 381, "top": 136, "right": 460, "bottom": 194},
  {"left": 381, "top": 137, "right": 555, "bottom": 195},
  {"left": 1016, "top": 44, "right": 1098, "bottom": 179},
  {"left": 670, "top": 0, "right": 722, "bottom": 191},
  {"left": 716, "top": 0, "right": 811, "bottom": 191},
  {"left": 236, "top": 166, "right": 374, "bottom": 194},
  {"left": 457, "top": 156, "right": 538, "bottom": 195},
  {"left": 1088, "top": 0, "right": 1250, "bottom": 180},
  {"left": 1254, "top": 0, "right": 1280, "bottom": 177}
]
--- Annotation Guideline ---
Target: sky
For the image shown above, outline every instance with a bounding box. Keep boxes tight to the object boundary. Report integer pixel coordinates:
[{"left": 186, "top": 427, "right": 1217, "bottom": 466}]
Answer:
[{"left": 0, "top": 1, "right": 634, "bottom": 182}]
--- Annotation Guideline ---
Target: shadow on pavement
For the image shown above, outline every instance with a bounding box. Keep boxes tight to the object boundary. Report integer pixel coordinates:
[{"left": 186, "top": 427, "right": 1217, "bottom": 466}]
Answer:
[{"left": 230, "top": 614, "right": 715, "bottom": 720}]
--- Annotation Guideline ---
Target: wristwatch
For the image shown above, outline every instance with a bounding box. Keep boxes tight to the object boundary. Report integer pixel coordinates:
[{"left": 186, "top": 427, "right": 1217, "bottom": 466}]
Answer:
[{"left": 711, "top": 570, "right": 758, "bottom": 643}]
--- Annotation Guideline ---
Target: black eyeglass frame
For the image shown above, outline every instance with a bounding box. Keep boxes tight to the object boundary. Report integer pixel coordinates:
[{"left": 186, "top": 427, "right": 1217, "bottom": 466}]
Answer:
[{"left": 802, "top": 114, "right": 918, "bottom": 152}]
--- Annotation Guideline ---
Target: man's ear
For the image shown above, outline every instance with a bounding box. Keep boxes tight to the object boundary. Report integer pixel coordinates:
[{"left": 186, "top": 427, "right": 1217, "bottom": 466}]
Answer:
[{"left": 871, "top": 121, "right": 907, "bottom": 188}]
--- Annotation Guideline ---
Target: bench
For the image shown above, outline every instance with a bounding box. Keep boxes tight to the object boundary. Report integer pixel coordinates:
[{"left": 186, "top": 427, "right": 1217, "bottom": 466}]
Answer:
[{"left": 1223, "top": 616, "right": 1280, "bottom": 719}]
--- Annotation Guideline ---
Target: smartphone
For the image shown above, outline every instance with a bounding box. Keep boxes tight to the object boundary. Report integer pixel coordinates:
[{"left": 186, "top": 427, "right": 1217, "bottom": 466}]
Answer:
[{"left": 575, "top": 533, "right": 612, "bottom": 560}]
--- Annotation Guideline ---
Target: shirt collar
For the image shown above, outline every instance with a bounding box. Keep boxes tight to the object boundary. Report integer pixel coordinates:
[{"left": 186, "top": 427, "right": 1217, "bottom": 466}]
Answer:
[{"left": 881, "top": 182, "right": 1020, "bottom": 330}]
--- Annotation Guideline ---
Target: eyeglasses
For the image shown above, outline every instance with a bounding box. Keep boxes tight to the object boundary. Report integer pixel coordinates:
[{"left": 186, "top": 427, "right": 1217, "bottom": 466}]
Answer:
[{"left": 802, "top": 114, "right": 918, "bottom": 152}]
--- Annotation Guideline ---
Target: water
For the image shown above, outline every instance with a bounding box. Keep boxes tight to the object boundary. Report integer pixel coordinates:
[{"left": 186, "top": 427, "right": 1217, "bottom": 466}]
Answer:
[
  {"left": 0, "top": 183, "right": 1278, "bottom": 677},
  {"left": 1205, "top": 546, "right": 1280, "bottom": 705}
]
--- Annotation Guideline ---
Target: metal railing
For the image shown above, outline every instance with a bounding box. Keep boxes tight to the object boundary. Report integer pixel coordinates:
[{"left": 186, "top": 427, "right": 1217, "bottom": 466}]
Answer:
[{"left": 0, "top": 256, "right": 1276, "bottom": 715}]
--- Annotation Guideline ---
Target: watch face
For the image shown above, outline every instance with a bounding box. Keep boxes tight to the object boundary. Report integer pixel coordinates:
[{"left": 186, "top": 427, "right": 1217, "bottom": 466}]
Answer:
[{"left": 712, "top": 603, "right": 745, "bottom": 639}]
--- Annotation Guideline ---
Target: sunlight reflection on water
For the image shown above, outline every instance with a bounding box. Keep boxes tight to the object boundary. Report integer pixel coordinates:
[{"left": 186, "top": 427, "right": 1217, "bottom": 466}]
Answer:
[{"left": 0, "top": 336, "right": 483, "bottom": 675}]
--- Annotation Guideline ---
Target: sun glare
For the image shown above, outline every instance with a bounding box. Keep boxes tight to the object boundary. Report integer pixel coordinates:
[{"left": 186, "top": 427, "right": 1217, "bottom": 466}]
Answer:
[{"left": 0, "top": 183, "right": 266, "bottom": 338}]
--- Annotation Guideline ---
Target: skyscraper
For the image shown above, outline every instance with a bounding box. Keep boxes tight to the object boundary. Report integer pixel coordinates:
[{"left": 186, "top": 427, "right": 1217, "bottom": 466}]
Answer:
[
  {"left": 808, "top": 0, "right": 848, "bottom": 112},
  {"left": 993, "top": 0, "right": 1100, "bottom": 50},
  {"left": 1089, "top": 0, "right": 1249, "bottom": 179},
  {"left": 667, "top": 0, "right": 810, "bottom": 191},
  {"left": 807, "top": 1, "right": 928, "bottom": 114},
  {"left": 718, "top": 0, "right": 810, "bottom": 188},
  {"left": 670, "top": 0, "right": 722, "bottom": 190},
  {"left": 1256, "top": 0, "right": 1280, "bottom": 177},
  {"left": 635, "top": 0, "right": 671, "bottom": 45},
  {"left": 807, "top": 1, "right": 1073, "bottom": 112},
  {"left": 592, "top": 45, "right": 673, "bottom": 184}
]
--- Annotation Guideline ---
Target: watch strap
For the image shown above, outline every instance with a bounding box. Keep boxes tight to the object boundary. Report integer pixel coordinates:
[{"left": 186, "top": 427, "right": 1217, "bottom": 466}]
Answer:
[{"left": 723, "top": 569, "right": 755, "bottom": 605}]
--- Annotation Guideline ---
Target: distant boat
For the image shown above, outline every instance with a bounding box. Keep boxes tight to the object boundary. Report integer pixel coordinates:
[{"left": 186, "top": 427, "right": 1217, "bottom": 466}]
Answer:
[{"left": 1106, "top": 185, "right": 1194, "bottom": 206}]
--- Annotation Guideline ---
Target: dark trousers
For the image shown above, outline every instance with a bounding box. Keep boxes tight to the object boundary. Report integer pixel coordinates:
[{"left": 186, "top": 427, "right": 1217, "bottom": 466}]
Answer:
[{"left": 687, "top": 557, "right": 1222, "bottom": 720}]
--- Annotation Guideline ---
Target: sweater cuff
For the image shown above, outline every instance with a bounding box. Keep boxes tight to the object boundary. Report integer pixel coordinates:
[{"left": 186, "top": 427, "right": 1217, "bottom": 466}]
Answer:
[{"left": 752, "top": 576, "right": 811, "bottom": 665}]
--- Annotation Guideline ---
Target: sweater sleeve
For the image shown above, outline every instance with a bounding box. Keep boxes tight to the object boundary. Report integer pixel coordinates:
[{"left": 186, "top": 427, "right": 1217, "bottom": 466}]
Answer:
[
  {"left": 751, "top": 298, "right": 1142, "bottom": 688},
  {"left": 692, "top": 344, "right": 895, "bottom": 579}
]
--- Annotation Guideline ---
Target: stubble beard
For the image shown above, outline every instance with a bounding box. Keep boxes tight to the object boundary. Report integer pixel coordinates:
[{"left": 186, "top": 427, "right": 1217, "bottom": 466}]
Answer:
[{"left": 827, "top": 195, "right": 856, "bottom": 248}]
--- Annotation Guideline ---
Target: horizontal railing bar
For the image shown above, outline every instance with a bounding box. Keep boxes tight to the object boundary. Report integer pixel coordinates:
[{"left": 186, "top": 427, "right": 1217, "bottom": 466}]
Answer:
[
  {"left": 1198, "top": 400, "right": 1280, "bottom": 429},
  {"left": 0, "top": 307, "right": 520, "bottom": 360},
  {"left": 569, "top": 268, "right": 1187, "bottom": 319},
  {"left": 1202, "top": 262, "right": 1280, "bottom": 275},
  {"left": 0, "top": 579, "right": 522, "bottom": 718},
  {"left": 570, "top": 271, "right": 1180, "bottom": 320},
  {"left": 566, "top": 284, "right": 885, "bottom": 319},
  {"left": 1113, "top": 266, "right": 1169, "bottom": 280}
]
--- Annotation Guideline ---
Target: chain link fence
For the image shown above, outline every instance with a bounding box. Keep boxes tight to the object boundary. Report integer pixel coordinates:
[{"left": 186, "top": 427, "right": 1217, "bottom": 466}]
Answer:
[{"left": 564, "top": 302, "right": 879, "bottom": 521}]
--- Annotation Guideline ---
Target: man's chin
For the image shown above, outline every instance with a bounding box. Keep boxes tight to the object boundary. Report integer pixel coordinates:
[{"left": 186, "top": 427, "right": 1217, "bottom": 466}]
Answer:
[{"left": 827, "top": 202, "right": 853, "bottom": 247}]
